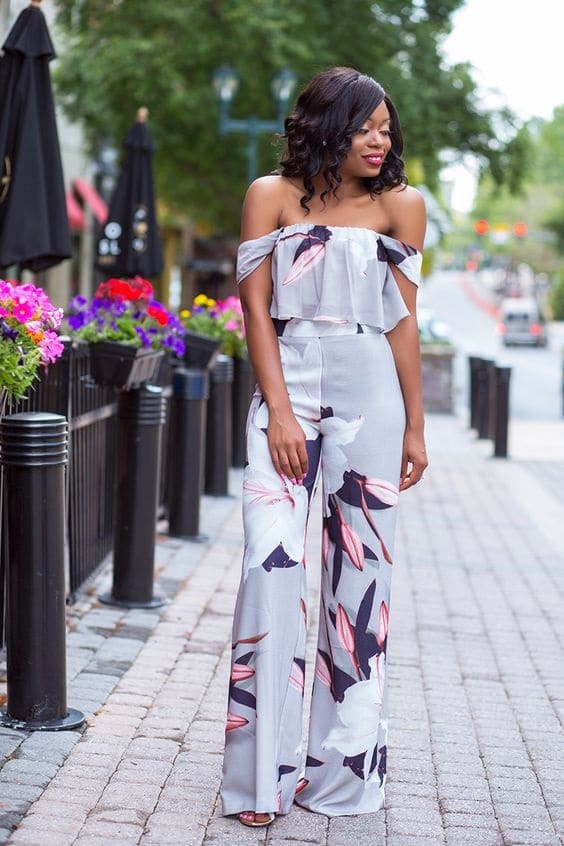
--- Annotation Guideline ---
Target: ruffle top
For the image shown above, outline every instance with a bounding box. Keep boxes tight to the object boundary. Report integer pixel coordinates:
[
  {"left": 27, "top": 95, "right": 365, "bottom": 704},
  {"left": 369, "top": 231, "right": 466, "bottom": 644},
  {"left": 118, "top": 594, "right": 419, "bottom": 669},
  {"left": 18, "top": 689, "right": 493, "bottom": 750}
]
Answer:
[{"left": 236, "top": 223, "right": 422, "bottom": 333}]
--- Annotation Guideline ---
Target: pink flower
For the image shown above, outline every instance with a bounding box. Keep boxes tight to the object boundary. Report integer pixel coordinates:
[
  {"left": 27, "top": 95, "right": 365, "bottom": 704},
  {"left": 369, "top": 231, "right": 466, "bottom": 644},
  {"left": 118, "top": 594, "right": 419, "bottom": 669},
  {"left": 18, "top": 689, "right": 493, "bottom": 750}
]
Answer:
[
  {"left": 315, "top": 652, "right": 332, "bottom": 688},
  {"left": 226, "top": 711, "right": 248, "bottom": 731},
  {"left": 377, "top": 601, "right": 389, "bottom": 649},
  {"left": 336, "top": 604, "right": 356, "bottom": 654},
  {"left": 224, "top": 319, "right": 239, "bottom": 331},
  {"left": 39, "top": 331, "right": 64, "bottom": 364},
  {"left": 363, "top": 477, "right": 399, "bottom": 507},
  {"left": 231, "top": 663, "right": 255, "bottom": 682},
  {"left": 289, "top": 660, "right": 305, "bottom": 693},
  {"left": 340, "top": 519, "right": 365, "bottom": 570}
]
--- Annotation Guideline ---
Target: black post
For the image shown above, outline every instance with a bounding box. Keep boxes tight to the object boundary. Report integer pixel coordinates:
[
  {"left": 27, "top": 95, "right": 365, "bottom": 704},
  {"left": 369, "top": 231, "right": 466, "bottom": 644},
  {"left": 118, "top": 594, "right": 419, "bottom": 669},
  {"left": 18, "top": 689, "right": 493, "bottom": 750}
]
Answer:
[
  {"left": 487, "top": 359, "right": 498, "bottom": 440},
  {"left": 205, "top": 354, "right": 234, "bottom": 496},
  {"left": 468, "top": 356, "right": 481, "bottom": 430},
  {"left": 0, "top": 412, "right": 84, "bottom": 731},
  {"left": 232, "top": 354, "right": 255, "bottom": 468},
  {"left": 101, "top": 385, "right": 166, "bottom": 608},
  {"left": 493, "top": 366, "right": 511, "bottom": 458},
  {"left": 477, "top": 358, "right": 494, "bottom": 439},
  {"left": 167, "top": 368, "right": 209, "bottom": 540}
]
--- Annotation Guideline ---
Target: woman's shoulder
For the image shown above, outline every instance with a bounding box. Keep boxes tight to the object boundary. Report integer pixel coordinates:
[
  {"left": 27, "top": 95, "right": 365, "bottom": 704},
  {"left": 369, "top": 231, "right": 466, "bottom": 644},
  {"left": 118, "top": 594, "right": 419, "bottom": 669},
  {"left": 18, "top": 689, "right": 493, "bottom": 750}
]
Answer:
[
  {"left": 241, "top": 175, "right": 301, "bottom": 240},
  {"left": 380, "top": 185, "right": 426, "bottom": 250},
  {"left": 382, "top": 184, "right": 425, "bottom": 212}
]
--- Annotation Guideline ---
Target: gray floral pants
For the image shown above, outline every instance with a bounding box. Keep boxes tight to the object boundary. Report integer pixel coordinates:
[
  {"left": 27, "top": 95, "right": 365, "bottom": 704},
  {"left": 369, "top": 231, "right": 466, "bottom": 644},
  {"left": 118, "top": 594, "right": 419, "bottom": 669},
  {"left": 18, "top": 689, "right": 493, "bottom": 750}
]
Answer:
[{"left": 220, "top": 320, "right": 405, "bottom": 817}]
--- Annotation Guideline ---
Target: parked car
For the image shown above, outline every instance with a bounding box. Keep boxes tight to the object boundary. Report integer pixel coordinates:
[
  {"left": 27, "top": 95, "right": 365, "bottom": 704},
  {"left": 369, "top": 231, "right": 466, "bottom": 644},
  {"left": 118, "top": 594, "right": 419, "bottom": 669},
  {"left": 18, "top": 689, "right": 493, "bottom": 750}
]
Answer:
[
  {"left": 496, "top": 297, "right": 548, "bottom": 347},
  {"left": 417, "top": 308, "right": 452, "bottom": 344}
]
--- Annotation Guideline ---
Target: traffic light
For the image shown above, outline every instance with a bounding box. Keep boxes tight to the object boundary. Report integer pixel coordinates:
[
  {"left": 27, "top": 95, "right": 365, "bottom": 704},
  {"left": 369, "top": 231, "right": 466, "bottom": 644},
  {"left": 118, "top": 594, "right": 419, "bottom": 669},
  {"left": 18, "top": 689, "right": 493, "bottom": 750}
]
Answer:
[
  {"left": 474, "top": 219, "right": 489, "bottom": 236},
  {"left": 512, "top": 221, "right": 528, "bottom": 238}
]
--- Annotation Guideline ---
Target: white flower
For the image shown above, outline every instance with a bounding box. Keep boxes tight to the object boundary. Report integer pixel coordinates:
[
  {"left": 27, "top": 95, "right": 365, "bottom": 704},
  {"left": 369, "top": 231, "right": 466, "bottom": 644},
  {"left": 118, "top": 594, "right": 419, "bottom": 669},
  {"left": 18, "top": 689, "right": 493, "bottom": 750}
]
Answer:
[
  {"left": 319, "top": 414, "right": 364, "bottom": 498},
  {"left": 242, "top": 467, "right": 308, "bottom": 578},
  {"left": 322, "top": 655, "right": 385, "bottom": 777}
]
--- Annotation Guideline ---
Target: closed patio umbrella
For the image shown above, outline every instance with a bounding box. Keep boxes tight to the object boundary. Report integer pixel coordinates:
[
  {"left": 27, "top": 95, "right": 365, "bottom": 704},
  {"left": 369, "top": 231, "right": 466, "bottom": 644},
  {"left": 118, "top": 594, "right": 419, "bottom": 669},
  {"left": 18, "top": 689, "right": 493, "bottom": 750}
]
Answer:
[
  {"left": 0, "top": 0, "right": 71, "bottom": 272},
  {"left": 96, "top": 108, "right": 163, "bottom": 278}
]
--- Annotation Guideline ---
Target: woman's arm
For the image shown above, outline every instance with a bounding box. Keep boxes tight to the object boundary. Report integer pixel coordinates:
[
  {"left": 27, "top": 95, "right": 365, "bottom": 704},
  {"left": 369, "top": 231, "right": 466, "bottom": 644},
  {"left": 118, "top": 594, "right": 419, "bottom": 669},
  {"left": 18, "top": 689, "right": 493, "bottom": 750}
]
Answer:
[
  {"left": 385, "top": 187, "right": 429, "bottom": 491},
  {"left": 238, "top": 177, "right": 308, "bottom": 482}
]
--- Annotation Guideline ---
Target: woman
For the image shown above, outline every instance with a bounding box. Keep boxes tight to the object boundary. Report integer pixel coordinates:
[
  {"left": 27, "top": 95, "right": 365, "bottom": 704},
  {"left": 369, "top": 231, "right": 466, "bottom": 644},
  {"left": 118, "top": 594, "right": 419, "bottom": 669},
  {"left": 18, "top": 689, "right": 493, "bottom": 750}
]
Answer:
[{"left": 220, "top": 66, "right": 428, "bottom": 826}]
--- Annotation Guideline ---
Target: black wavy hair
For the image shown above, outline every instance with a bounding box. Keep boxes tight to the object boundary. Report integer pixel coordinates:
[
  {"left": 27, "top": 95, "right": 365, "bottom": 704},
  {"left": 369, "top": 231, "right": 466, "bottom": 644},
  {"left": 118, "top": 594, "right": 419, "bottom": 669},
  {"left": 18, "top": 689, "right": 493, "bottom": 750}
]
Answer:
[{"left": 279, "top": 66, "right": 406, "bottom": 212}]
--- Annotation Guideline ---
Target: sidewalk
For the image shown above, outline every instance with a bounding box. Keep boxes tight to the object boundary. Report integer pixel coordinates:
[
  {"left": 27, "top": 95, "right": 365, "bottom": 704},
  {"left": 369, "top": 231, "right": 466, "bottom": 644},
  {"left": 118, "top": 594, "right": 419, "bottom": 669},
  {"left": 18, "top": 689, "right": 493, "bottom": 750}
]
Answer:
[{"left": 1, "top": 412, "right": 564, "bottom": 846}]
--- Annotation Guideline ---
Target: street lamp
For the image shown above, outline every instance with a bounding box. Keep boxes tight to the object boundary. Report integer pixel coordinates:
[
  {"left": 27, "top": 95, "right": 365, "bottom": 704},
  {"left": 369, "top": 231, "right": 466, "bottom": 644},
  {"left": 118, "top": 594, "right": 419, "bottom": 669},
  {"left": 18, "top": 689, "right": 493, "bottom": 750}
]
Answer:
[{"left": 212, "top": 65, "right": 297, "bottom": 184}]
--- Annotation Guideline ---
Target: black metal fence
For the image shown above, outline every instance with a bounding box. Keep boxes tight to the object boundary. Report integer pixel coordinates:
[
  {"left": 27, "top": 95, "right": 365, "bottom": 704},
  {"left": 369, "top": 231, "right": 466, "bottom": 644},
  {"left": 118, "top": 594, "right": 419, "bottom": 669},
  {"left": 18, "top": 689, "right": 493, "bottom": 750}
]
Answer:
[
  {"left": 1, "top": 343, "right": 131, "bottom": 645},
  {"left": 1, "top": 344, "right": 249, "bottom": 648}
]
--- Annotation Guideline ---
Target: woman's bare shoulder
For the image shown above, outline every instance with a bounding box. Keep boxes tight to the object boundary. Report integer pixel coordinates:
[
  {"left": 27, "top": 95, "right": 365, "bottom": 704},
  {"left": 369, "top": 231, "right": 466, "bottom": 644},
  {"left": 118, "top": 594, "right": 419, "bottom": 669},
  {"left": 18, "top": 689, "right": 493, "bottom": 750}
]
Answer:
[
  {"left": 382, "top": 185, "right": 426, "bottom": 250},
  {"left": 241, "top": 175, "right": 301, "bottom": 240}
]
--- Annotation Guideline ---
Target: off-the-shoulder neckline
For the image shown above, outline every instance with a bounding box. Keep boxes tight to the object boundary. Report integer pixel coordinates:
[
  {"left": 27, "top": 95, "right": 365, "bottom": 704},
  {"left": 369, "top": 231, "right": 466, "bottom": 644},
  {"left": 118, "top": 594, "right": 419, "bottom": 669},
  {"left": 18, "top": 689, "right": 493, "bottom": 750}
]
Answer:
[{"left": 239, "top": 222, "right": 421, "bottom": 254}]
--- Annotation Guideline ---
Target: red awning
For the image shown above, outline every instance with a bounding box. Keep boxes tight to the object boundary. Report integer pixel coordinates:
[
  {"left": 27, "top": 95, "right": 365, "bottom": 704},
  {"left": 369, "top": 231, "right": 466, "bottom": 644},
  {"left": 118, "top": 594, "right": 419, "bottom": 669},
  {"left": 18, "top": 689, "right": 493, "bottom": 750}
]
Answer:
[
  {"left": 66, "top": 190, "right": 85, "bottom": 230},
  {"left": 72, "top": 178, "right": 108, "bottom": 226}
]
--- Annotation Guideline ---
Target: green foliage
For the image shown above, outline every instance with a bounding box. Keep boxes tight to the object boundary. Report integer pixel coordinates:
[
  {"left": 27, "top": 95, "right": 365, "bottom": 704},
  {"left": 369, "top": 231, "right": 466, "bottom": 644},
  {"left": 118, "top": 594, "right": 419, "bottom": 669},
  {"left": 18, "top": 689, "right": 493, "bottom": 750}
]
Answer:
[
  {"left": 549, "top": 272, "right": 564, "bottom": 320},
  {"left": 53, "top": 0, "right": 526, "bottom": 232},
  {"left": 181, "top": 294, "right": 246, "bottom": 358},
  {"left": 468, "top": 105, "right": 564, "bottom": 275}
]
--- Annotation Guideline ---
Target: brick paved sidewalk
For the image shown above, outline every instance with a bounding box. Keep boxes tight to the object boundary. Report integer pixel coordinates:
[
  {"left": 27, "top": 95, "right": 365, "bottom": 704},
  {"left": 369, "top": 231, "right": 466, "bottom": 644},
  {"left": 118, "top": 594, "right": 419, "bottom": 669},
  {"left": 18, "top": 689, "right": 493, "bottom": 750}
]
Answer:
[{"left": 1, "top": 413, "right": 564, "bottom": 846}]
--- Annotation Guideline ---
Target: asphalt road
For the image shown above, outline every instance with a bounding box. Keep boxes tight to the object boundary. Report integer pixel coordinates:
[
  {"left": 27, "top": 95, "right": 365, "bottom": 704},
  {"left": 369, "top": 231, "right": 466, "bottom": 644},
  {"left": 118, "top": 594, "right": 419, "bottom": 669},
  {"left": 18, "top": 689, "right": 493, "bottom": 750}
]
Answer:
[{"left": 421, "top": 269, "right": 563, "bottom": 421}]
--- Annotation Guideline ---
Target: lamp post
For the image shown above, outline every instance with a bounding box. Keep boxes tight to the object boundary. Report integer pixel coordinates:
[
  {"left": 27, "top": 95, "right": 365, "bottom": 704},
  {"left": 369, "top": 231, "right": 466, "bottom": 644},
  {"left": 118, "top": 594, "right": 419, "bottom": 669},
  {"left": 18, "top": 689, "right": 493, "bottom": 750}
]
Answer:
[{"left": 212, "top": 65, "right": 297, "bottom": 184}]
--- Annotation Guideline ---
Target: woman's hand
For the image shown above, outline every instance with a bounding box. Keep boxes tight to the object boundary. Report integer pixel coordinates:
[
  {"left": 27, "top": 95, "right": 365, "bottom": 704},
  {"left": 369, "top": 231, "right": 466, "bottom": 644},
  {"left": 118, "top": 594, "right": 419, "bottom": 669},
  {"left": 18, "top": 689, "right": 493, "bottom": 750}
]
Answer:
[
  {"left": 267, "top": 408, "right": 308, "bottom": 483},
  {"left": 399, "top": 426, "right": 428, "bottom": 492}
]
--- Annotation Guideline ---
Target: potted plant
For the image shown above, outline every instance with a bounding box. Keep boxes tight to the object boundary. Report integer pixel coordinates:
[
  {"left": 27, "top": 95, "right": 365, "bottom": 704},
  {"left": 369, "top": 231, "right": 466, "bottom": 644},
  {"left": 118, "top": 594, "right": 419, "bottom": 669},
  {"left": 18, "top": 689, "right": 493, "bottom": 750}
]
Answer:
[
  {"left": 0, "top": 278, "right": 65, "bottom": 414},
  {"left": 67, "top": 276, "right": 186, "bottom": 390}
]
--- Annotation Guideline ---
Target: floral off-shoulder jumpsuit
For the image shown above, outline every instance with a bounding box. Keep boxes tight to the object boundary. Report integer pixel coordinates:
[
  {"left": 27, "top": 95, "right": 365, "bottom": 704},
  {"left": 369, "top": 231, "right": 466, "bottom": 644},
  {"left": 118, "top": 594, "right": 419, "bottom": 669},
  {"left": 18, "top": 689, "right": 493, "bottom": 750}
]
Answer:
[{"left": 220, "top": 223, "right": 422, "bottom": 817}]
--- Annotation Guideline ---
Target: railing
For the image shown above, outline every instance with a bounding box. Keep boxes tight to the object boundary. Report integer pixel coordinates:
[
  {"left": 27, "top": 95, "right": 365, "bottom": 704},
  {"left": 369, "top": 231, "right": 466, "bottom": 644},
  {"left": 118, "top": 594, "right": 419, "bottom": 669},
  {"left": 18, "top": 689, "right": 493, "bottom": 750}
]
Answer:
[
  {"left": 0, "top": 344, "right": 247, "bottom": 648},
  {"left": 1, "top": 343, "right": 166, "bottom": 645}
]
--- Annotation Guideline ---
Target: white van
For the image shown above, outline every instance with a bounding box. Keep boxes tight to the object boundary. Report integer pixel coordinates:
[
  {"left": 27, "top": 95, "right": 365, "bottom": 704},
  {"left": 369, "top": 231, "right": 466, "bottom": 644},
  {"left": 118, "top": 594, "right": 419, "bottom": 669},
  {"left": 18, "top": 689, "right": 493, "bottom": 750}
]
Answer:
[{"left": 496, "top": 297, "right": 548, "bottom": 347}]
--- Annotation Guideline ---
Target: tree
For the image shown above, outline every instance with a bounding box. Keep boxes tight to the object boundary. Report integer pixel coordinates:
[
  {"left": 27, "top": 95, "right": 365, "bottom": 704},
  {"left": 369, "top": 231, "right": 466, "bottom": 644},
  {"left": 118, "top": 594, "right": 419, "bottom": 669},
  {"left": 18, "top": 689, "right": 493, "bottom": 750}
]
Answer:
[
  {"left": 53, "top": 0, "right": 526, "bottom": 233},
  {"left": 468, "top": 107, "right": 564, "bottom": 273}
]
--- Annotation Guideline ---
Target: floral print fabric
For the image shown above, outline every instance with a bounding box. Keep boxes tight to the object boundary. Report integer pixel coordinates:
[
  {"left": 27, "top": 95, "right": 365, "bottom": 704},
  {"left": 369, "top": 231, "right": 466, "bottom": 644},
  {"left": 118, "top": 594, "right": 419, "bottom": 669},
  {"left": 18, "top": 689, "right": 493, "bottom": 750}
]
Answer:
[
  {"left": 236, "top": 223, "right": 421, "bottom": 333},
  {"left": 220, "top": 320, "right": 406, "bottom": 817}
]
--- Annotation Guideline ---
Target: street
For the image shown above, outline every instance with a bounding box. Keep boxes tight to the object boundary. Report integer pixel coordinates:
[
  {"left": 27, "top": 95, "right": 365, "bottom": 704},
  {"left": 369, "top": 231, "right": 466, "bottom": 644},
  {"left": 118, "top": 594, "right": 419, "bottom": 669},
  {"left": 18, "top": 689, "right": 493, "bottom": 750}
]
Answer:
[{"left": 422, "top": 270, "right": 563, "bottom": 421}]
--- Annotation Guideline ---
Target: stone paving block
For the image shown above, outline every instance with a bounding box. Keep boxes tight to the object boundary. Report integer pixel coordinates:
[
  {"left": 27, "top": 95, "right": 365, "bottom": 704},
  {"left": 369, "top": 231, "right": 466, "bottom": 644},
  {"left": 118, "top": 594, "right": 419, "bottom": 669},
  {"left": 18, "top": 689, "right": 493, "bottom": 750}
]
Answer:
[
  {"left": 95, "top": 780, "right": 161, "bottom": 814},
  {"left": 0, "top": 737, "right": 23, "bottom": 761},
  {"left": 441, "top": 812, "right": 500, "bottom": 830},
  {"left": 438, "top": 797, "right": 497, "bottom": 816},
  {"left": 0, "top": 784, "right": 43, "bottom": 803},
  {"left": 14, "top": 814, "right": 84, "bottom": 835},
  {"left": 268, "top": 807, "right": 328, "bottom": 841},
  {"left": 386, "top": 781, "right": 438, "bottom": 800},
  {"left": 497, "top": 833, "right": 560, "bottom": 846},
  {"left": 385, "top": 838, "right": 442, "bottom": 846},
  {"left": 8, "top": 830, "right": 76, "bottom": 846},
  {"left": 444, "top": 829, "right": 503, "bottom": 846},
  {"left": 39, "top": 784, "right": 104, "bottom": 806},
  {"left": 140, "top": 824, "right": 206, "bottom": 845},
  {"left": 0, "top": 762, "right": 57, "bottom": 789}
]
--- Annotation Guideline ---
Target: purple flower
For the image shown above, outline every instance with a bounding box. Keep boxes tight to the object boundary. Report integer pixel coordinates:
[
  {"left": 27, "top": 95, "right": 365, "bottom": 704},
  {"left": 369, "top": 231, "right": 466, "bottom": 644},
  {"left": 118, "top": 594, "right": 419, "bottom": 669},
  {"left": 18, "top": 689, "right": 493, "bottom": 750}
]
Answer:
[{"left": 134, "top": 326, "right": 151, "bottom": 347}]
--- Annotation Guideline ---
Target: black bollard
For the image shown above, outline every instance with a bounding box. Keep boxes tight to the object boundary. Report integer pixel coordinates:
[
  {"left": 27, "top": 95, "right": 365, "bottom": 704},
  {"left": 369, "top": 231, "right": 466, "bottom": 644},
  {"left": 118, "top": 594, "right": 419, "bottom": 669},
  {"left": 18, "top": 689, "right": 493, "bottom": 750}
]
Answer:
[
  {"left": 232, "top": 354, "right": 255, "bottom": 468},
  {"left": 0, "top": 412, "right": 84, "bottom": 731},
  {"left": 205, "top": 354, "right": 234, "bottom": 496},
  {"left": 487, "top": 359, "right": 499, "bottom": 440},
  {"left": 167, "top": 368, "right": 209, "bottom": 540},
  {"left": 476, "top": 358, "right": 495, "bottom": 439},
  {"left": 100, "top": 385, "right": 166, "bottom": 608},
  {"left": 468, "top": 356, "right": 481, "bottom": 430},
  {"left": 493, "top": 366, "right": 511, "bottom": 458}
]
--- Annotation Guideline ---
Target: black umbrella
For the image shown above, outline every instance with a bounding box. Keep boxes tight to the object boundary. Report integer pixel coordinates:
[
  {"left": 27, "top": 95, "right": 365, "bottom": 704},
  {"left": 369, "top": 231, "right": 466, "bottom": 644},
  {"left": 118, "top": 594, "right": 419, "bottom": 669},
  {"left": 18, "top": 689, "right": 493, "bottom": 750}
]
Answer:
[
  {"left": 96, "top": 108, "right": 163, "bottom": 278},
  {"left": 0, "top": 0, "right": 71, "bottom": 272}
]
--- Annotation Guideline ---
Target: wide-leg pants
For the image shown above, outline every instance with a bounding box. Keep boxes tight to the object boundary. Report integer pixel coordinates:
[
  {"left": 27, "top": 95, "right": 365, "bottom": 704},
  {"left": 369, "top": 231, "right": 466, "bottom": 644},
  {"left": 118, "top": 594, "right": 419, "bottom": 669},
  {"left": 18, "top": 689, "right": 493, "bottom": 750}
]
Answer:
[{"left": 220, "top": 320, "right": 405, "bottom": 817}]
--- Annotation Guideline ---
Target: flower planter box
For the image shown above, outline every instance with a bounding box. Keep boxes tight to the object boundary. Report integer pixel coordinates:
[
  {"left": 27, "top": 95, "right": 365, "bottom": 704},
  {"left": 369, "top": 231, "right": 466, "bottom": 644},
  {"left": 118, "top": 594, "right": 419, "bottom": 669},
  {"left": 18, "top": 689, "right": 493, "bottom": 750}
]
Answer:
[
  {"left": 421, "top": 345, "right": 455, "bottom": 414},
  {"left": 89, "top": 341, "right": 163, "bottom": 391},
  {"left": 183, "top": 330, "right": 221, "bottom": 370}
]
